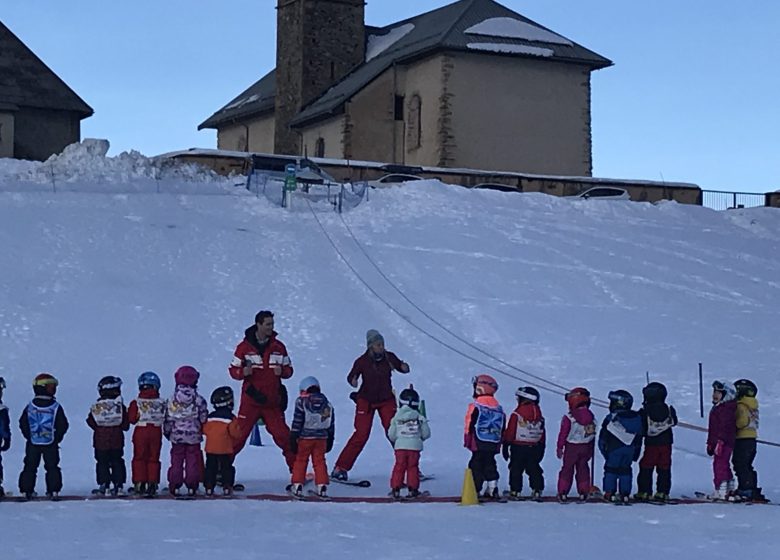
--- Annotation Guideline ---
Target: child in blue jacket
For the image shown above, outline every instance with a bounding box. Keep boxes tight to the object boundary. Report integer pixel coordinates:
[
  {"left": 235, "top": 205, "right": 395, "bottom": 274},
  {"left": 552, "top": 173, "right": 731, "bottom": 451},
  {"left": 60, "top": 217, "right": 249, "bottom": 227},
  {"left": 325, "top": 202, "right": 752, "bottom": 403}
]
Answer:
[{"left": 598, "top": 390, "right": 643, "bottom": 504}]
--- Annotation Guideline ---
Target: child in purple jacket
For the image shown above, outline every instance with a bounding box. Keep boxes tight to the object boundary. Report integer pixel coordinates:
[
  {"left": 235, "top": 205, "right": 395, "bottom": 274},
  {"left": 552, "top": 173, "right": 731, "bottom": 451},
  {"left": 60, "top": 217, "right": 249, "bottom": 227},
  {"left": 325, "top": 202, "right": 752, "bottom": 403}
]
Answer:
[
  {"left": 707, "top": 380, "right": 737, "bottom": 500},
  {"left": 164, "top": 366, "right": 208, "bottom": 497},
  {"left": 556, "top": 387, "right": 596, "bottom": 502}
]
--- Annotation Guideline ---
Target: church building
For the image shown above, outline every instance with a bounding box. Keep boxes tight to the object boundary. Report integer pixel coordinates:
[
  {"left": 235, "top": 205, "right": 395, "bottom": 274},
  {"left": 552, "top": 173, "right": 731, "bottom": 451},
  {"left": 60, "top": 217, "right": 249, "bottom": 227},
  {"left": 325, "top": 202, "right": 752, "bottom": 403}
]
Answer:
[{"left": 199, "top": 0, "right": 611, "bottom": 176}]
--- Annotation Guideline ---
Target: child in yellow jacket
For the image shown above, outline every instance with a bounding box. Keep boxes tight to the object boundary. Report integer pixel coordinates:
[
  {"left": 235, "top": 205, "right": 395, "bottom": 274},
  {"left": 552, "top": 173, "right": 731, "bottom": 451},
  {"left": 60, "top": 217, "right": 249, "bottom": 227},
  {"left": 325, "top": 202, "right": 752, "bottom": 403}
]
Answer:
[{"left": 732, "top": 379, "right": 766, "bottom": 502}]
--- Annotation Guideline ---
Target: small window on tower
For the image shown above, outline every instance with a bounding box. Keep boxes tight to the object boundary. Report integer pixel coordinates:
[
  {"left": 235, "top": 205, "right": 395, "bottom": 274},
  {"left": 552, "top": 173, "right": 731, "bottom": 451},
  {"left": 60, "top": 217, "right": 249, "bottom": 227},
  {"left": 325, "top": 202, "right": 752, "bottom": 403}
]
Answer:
[
  {"left": 315, "top": 137, "right": 325, "bottom": 158},
  {"left": 394, "top": 95, "right": 405, "bottom": 121}
]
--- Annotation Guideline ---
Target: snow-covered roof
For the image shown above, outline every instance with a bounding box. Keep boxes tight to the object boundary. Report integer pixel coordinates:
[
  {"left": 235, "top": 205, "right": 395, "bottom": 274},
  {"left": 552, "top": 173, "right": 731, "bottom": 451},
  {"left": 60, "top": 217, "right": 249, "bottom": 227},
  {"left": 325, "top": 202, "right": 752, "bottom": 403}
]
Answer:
[
  {"left": 366, "top": 24, "right": 415, "bottom": 62},
  {"left": 465, "top": 17, "right": 573, "bottom": 45},
  {"left": 466, "top": 42, "right": 554, "bottom": 57}
]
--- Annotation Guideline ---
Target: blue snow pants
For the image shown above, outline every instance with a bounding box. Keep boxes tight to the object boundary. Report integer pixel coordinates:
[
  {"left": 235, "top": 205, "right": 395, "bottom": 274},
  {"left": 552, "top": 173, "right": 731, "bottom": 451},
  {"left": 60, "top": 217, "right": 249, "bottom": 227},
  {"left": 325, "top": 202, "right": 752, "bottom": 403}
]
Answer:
[{"left": 603, "top": 446, "right": 635, "bottom": 496}]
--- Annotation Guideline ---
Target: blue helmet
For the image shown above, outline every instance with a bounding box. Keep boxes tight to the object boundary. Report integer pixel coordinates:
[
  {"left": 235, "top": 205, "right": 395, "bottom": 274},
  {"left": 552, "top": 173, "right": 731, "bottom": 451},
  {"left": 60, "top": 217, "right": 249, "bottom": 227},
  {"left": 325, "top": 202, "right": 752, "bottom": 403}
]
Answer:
[
  {"left": 299, "top": 376, "right": 320, "bottom": 393},
  {"left": 138, "top": 371, "right": 161, "bottom": 390}
]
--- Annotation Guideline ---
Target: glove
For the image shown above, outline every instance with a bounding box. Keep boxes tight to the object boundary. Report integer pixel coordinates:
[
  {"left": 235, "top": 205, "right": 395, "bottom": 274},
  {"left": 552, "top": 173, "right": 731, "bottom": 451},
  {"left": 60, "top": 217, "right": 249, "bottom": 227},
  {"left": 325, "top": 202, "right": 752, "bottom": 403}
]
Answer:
[
  {"left": 242, "top": 365, "right": 253, "bottom": 378},
  {"left": 556, "top": 447, "right": 564, "bottom": 460},
  {"left": 714, "top": 440, "right": 724, "bottom": 457},
  {"left": 349, "top": 391, "right": 359, "bottom": 404},
  {"left": 245, "top": 385, "right": 267, "bottom": 405},
  {"left": 501, "top": 443, "right": 510, "bottom": 461},
  {"left": 289, "top": 435, "right": 299, "bottom": 454},
  {"left": 326, "top": 435, "right": 334, "bottom": 453},
  {"left": 706, "top": 445, "right": 714, "bottom": 457},
  {"left": 398, "top": 362, "right": 410, "bottom": 374},
  {"left": 348, "top": 376, "right": 359, "bottom": 388}
]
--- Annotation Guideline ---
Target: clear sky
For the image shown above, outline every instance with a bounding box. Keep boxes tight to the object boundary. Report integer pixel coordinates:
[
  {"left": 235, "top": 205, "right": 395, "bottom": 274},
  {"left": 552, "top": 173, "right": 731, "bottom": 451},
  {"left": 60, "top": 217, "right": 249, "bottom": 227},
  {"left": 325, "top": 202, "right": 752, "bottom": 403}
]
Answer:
[{"left": 2, "top": 1, "right": 778, "bottom": 192}]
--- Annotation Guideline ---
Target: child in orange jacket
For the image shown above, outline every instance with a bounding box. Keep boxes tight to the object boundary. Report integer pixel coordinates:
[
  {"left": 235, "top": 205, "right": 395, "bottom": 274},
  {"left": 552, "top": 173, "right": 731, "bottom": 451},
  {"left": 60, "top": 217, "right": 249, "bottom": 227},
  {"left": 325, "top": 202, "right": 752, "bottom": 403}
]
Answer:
[{"left": 203, "top": 387, "right": 242, "bottom": 496}]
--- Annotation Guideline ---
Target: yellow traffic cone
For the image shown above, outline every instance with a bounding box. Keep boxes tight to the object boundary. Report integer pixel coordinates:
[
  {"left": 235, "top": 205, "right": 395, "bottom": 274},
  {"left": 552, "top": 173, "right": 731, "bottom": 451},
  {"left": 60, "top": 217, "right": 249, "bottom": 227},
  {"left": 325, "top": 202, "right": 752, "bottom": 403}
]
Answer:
[{"left": 460, "top": 468, "right": 480, "bottom": 506}]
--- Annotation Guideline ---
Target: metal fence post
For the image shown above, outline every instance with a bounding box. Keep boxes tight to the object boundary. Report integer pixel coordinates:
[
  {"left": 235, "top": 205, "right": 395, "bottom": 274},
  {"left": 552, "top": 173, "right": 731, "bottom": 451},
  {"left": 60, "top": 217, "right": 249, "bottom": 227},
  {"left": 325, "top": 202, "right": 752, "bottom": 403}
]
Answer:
[{"left": 698, "top": 363, "right": 704, "bottom": 418}]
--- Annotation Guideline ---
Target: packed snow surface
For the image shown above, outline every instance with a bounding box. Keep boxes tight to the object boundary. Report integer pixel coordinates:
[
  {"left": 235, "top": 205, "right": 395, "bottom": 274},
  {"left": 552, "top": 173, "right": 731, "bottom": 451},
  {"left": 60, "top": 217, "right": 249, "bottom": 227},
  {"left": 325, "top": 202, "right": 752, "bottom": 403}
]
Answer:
[
  {"left": 465, "top": 17, "right": 573, "bottom": 45},
  {"left": 0, "top": 150, "right": 779, "bottom": 558},
  {"left": 366, "top": 23, "right": 415, "bottom": 61}
]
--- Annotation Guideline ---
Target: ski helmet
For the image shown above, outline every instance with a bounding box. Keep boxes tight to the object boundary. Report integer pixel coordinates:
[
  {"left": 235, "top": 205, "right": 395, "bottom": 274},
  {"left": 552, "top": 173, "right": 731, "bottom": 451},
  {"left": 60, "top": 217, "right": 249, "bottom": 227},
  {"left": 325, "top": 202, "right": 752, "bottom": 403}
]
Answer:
[
  {"left": 210, "top": 386, "right": 234, "bottom": 409},
  {"left": 138, "top": 371, "right": 161, "bottom": 390},
  {"left": 565, "top": 387, "right": 590, "bottom": 409},
  {"left": 33, "top": 373, "right": 58, "bottom": 396},
  {"left": 608, "top": 389, "right": 634, "bottom": 412},
  {"left": 398, "top": 387, "right": 421, "bottom": 409},
  {"left": 642, "top": 381, "right": 668, "bottom": 404},
  {"left": 98, "top": 376, "right": 122, "bottom": 398},
  {"left": 734, "top": 379, "right": 757, "bottom": 398},
  {"left": 174, "top": 365, "right": 200, "bottom": 387},
  {"left": 299, "top": 376, "right": 320, "bottom": 393},
  {"left": 472, "top": 374, "right": 498, "bottom": 396},
  {"left": 515, "top": 386, "right": 540, "bottom": 403},
  {"left": 712, "top": 380, "right": 736, "bottom": 402}
]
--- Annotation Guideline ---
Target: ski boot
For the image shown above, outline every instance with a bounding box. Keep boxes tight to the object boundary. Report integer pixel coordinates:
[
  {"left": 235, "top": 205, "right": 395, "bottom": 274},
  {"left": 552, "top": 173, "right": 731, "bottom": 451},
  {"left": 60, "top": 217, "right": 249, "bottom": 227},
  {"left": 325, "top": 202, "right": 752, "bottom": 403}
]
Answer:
[
  {"left": 617, "top": 494, "right": 630, "bottom": 505},
  {"left": 556, "top": 493, "right": 568, "bottom": 503},
  {"left": 186, "top": 487, "right": 197, "bottom": 498},
  {"left": 603, "top": 492, "right": 615, "bottom": 503},
  {"left": 146, "top": 483, "right": 158, "bottom": 498},
  {"left": 132, "top": 482, "right": 146, "bottom": 496},
  {"left": 0, "top": 485, "right": 5, "bottom": 500},
  {"left": 330, "top": 468, "right": 348, "bottom": 482},
  {"left": 317, "top": 485, "right": 329, "bottom": 499},
  {"left": 406, "top": 488, "right": 420, "bottom": 500},
  {"left": 633, "top": 492, "right": 650, "bottom": 502},
  {"left": 223, "top": 486, "right": 233, "bottom": 497},
  {"left": 205, "top": 488, "right": 214, "bottom": 497},
  {"left": 23, "top": 491, "right": 35, "bottom": 501},
  {"left": 92, "top": 483, "right": 109, "bottom": 496},
  {"left": 578, "top": 493, "right": 589, "bottom": 503},
  {"left": 507, "top": 490, "right": 523, "bottom": 501},
  {"left": 110, "top": 484, "right": 123, "bottom": 497},
  {"left": 652, "top": 492, "right": 669, "bottom": 503},
  {"left": 290, "top": 483, "right": 304, "bottom": 498},
  {"left": 391, "top": 488, "right": 402, "bottom": 500},
  {"left": 530, "top": 490, "right": 543, "bottom": 502},
  {"left": 46, "top": 491, "right": 60, "bottom": 502}
]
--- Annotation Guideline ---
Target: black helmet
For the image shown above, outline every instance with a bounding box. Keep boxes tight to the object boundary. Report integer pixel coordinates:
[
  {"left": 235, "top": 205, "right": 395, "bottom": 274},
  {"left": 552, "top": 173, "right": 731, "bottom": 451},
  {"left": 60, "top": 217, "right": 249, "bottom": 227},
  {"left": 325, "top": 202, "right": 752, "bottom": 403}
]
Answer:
[
  {"left": 98, "top": 376, "right": 122, "bottom": 398},
  {"left": 210, "top": 386, "right": 234, "bottom": 409},
  {"left": 642, "top": 382, "right": 668, "bottom": 404},
  {"left": 734, "top": 379, "right": 757, "bottom": 398},
  {"left": 515, "top": 386, "right": 540, "bottom": 403},
  {"left": 608, "top": 389, "right": 634, "bottom": 412},
  {"left": 398, "top": 387, "right": 420, "bottom": 409}
]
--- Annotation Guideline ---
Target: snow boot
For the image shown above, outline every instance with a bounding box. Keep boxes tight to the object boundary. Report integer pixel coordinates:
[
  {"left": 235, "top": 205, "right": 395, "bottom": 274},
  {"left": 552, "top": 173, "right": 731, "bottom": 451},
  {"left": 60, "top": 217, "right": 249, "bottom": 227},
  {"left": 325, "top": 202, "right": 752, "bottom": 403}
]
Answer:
[
  {"left": 318, "top": 485, "right": 328, "bottom": 498},
  {"left": 146, "top": 483, "right": 158, "bottom": 497}
]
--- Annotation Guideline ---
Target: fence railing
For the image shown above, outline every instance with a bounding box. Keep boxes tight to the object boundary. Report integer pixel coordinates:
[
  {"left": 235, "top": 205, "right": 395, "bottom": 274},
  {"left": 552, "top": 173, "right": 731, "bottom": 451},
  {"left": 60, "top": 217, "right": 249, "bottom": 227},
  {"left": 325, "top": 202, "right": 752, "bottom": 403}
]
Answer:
[{"left": 701, "top": 190, "right": 766, "bottom": 211}]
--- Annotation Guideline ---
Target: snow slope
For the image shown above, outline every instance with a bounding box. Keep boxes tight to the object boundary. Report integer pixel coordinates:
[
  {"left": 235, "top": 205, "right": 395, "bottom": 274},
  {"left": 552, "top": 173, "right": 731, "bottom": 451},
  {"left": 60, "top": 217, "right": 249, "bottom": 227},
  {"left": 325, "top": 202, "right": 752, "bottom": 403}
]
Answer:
[{"left": 1, "top": 157, "right": 779, "bottom": 558}]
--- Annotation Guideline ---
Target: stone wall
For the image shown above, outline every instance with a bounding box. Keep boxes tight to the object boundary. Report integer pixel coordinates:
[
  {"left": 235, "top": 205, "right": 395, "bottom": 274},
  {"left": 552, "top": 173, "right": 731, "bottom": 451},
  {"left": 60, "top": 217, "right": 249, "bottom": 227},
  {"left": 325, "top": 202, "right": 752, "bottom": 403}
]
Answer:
[{"left": 274, "top": 0, "right": 365, "bottom": 155}]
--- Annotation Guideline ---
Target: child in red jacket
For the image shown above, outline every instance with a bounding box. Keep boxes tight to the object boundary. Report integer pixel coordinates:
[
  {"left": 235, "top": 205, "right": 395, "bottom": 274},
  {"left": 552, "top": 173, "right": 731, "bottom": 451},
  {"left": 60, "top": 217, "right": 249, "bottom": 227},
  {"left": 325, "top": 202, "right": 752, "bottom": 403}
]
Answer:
[
  {"left": 87, "top": 376, "right": 130, "bottom": 496},
  {"left": 707, "top": 380, "right": 737, "bottom": 500},
  {"left": 556, "top": 387, "right": 596, "bottom": 502},
  {"left": 502, "top": 386, "right": 545, "bottom": 500},
  {"left": 128, "top": 371, "right": 165, "bottom": 497}
]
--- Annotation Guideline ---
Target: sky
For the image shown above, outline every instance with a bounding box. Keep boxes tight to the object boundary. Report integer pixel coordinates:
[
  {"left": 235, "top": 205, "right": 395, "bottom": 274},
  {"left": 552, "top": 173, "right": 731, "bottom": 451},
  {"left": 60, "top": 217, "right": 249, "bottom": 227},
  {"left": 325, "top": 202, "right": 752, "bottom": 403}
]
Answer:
[{"left": 1, "top": 0, "right": 778, "bottom": 193}]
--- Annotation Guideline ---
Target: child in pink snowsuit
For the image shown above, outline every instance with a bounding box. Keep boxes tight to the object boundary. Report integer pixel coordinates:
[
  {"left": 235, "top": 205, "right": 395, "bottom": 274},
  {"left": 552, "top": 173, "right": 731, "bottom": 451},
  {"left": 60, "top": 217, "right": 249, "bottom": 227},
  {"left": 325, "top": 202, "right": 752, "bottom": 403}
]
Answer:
[
  {"left": 556, "top": 387, "right": 596, "bottom": 501},
  {"left": 163, "top": 366, "right": 208, "bottom": 496},
  {"left": 707, "top": 380, "right": 737, "bottom": 499}
]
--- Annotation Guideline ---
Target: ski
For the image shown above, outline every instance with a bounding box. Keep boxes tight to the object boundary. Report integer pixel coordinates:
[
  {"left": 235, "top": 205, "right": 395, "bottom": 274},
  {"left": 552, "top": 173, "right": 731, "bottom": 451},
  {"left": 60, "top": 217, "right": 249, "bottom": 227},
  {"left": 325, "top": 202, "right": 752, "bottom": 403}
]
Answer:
[
  {"left": 307, "top": 489, "right": 332, "bottom": 501},
  {"left": 332, "top": 478, "right": 371, "bottom": 488}
]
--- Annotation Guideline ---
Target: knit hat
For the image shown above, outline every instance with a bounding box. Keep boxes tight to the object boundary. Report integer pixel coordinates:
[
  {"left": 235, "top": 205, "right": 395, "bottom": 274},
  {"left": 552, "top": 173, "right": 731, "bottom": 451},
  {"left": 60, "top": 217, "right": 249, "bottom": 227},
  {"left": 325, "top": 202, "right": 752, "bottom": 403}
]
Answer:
[{"left": 366, "top": 329, "right": 384, "bottom": 348}]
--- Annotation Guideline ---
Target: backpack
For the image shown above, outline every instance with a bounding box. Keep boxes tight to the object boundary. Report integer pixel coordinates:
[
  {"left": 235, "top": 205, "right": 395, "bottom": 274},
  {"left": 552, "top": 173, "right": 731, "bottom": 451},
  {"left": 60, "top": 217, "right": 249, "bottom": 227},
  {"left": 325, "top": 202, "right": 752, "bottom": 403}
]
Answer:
[
  {"left": 475, "top": 403, "right": 504, "bottom": 444},
  {"left": 28, "top": 401, "right": 60, "bottom": 445}
]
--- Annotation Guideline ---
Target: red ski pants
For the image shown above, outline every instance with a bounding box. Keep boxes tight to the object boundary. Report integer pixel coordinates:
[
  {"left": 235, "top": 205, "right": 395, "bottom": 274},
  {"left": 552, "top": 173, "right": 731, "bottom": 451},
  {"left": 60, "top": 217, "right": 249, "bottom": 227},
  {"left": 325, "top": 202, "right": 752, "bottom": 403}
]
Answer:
[
  {"left": 292, "top": 439, "right": 328, "bottom": 486},
  {"left": 131, "top": 425, "right": 162, "bottom": 484},
  {"left": 234, "top": 399, "right": 295, "bottom": 470},
  {"left": 335, "top": 398, "right": 397, "bottom": 472},
  {"left": 391, "top": 449, "right": 420, "bottom": 491}
]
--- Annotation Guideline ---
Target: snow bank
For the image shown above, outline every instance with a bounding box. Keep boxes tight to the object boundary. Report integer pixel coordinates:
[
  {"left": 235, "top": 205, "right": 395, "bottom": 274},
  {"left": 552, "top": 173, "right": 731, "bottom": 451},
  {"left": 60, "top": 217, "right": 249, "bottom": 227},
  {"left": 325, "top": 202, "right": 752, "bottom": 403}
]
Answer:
[
  {"left": 0, "top": 139, "right": 235, "bottom": 192},
  {"left": 366, "top": 23, "right": 415, "bottom": 61},
  {"left": 465, "top": 17, "right": 573, "bottom": 45},
  {"left": 467, "top": 42, "right": 554, "bottom": 57}
]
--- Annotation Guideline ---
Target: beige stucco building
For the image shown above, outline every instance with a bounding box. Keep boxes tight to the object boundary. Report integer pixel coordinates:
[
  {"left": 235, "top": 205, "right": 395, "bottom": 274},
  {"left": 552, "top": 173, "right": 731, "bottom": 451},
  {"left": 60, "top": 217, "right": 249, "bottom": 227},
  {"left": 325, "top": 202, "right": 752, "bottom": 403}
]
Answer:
[{"left": 199, "top": 0, "right": 611, "bottom": 176}]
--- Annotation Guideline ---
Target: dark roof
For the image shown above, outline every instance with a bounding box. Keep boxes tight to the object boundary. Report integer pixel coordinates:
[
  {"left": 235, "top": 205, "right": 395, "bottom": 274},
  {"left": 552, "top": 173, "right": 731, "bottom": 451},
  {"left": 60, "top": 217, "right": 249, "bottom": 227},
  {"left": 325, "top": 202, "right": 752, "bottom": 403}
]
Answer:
[
  {"left": 201, "top": 0, "right": 611, "bottom": 130},
  {"left": 0, "top": 21, "right": 93, "bottom": 118},
  {"left": 198, "top": 69, "right": 276, "bottom": 130}
]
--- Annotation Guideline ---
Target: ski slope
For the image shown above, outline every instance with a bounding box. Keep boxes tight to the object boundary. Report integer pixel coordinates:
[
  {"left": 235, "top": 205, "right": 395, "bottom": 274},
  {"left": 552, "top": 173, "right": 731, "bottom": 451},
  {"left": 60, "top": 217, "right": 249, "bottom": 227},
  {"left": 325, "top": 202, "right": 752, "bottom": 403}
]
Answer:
[{"left": 1, "top": 151, "right": 779, "bottom": 558}]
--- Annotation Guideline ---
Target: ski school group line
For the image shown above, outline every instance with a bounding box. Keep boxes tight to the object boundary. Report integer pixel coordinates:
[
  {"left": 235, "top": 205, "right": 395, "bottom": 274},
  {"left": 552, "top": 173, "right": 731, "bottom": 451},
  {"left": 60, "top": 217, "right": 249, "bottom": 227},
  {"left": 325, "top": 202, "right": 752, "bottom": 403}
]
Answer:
[{"left": 0, "top": 310, "right": 768, "bottom": 505}]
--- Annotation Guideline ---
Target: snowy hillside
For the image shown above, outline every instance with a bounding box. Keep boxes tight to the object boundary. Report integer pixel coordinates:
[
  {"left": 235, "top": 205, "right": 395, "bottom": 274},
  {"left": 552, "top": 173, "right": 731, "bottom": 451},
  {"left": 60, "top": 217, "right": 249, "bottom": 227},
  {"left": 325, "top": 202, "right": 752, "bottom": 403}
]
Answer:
[{"left": 1, "top": 148, "right": 779, "bottom": 559}]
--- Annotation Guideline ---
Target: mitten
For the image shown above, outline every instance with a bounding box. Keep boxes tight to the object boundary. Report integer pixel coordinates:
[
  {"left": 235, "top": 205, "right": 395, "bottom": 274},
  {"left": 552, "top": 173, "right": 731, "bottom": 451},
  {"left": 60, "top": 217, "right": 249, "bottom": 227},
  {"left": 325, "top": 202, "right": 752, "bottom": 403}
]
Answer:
[{"left": 714, "top": 440, "right": 724, "bottom": 457}]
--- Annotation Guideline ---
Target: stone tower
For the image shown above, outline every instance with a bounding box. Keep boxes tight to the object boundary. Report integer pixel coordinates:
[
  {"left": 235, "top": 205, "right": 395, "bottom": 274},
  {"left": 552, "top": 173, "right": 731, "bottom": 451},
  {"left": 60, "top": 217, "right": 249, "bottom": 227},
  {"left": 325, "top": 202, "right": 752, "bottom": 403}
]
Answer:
[{"left": 274, "top": 0, "right": 366, "bottom": 155}]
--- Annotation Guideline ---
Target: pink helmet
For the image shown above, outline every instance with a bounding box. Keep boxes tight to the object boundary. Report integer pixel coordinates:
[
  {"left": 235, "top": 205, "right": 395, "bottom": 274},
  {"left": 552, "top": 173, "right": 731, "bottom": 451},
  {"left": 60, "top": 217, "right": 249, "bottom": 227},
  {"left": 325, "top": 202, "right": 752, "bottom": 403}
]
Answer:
[{"left": 174, "top": 365, "right": 200, "bottom": 387}]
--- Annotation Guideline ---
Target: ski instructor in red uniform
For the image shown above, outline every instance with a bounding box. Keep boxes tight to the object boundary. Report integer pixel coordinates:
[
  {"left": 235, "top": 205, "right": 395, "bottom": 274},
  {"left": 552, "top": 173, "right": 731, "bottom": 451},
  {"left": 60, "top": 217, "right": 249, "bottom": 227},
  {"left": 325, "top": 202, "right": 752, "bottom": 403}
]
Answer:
[
  {"left": 229, "top": 310, "right": 295, "bottom": 470},
  {"left": 331, "top": 329, "right": 410, "bottom": 481}
]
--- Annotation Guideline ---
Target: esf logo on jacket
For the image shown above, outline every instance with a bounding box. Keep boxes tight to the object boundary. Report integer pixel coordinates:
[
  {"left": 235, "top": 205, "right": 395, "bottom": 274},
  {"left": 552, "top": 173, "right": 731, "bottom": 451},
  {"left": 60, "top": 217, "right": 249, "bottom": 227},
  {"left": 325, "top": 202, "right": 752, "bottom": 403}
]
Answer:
[
  {"left": 90, "top": 397, "right": 124, "bottom": 427},
  {"left": 136, "top": 398, "right": 166, "bottom": 426}
]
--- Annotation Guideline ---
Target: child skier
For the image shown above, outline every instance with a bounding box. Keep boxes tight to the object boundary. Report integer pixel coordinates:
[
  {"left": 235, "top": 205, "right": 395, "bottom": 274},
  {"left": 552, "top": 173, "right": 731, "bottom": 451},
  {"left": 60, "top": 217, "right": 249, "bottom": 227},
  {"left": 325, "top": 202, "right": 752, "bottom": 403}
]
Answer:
[
  {"left": 707, "top": 380, "right": 737, "bottom": 500},
  {"left": 502, "top": 386, "right": 545, "bottom": 501},
  {"left": 87, "top": 376, "right": 130, "bottom": 496},
  {"left": 0, "top": 377, "right": 10, "bottom": 499},
  {"left": 464, "top": 374, "right": 506, "bottom": 501},
  {"left": 635, "top": 382, "right": 677, "bottom": 502},
  {"left": 18, "top": 373, "right": 69, "bottom": 500},
  {"left": 732, "top": 379, "right": 766, "bottom": 502},
  {"left": 598, "top": 390, "right": 643, "bottom": 504},
  {"left": 164, "top": 366, "right": 208, "bottom": 497},
  {"left": 128, "top": 371, "right": 166, "bottom": 497},
  {"left": 388, "top": 387, "right": 431, "bottom": 500},
  {"left": 203, "top": 386, "right": 242, "bottom": 496},
  {"left": 556, "top": 387, "right": 596, "bottom": 502},
  {"left": 289, "top": 376, "right": 335, "bottom": 498}
]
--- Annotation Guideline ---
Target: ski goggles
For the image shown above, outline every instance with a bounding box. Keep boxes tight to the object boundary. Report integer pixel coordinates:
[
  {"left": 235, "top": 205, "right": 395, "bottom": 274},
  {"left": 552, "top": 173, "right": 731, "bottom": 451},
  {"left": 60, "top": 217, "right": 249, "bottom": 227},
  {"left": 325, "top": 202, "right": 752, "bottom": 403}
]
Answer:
[{"left": 564, "top": 388, "right": 590, "bottom": 400}]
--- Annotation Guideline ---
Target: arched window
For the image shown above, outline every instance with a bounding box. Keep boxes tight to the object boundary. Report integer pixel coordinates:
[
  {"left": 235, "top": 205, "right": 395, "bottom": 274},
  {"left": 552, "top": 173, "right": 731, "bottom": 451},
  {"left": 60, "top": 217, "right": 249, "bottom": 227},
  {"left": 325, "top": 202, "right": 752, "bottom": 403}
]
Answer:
[
  {"left": 315, "top": 137, "right": 325, "bottom": 158},
  {"left": 406, "top": 94, "right": 422, "bottom": 149}
]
